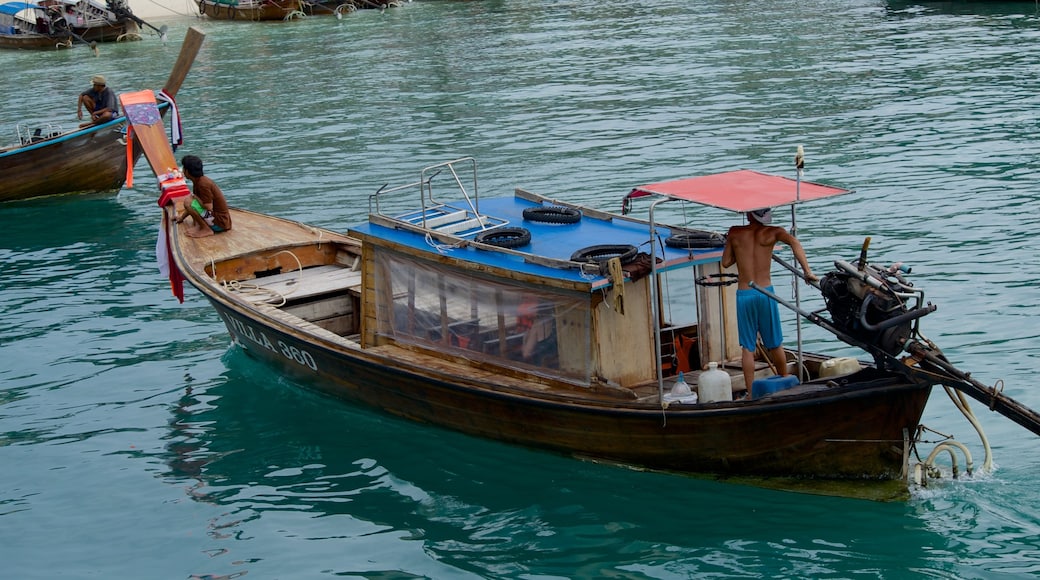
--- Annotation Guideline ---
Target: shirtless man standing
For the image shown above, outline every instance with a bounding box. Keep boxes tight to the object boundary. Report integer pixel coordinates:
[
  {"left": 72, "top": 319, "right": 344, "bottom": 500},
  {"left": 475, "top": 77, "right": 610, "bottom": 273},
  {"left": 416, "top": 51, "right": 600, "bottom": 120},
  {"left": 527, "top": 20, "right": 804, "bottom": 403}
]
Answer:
[{"left": 721, "top": 208, "right": 817, "bottom": 397}]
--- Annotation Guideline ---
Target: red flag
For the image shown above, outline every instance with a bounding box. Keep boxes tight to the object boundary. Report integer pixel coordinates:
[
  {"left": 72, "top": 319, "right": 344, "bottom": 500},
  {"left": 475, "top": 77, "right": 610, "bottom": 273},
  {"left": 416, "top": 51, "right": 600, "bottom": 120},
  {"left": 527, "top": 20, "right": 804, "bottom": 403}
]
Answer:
[
  {"left": 166, "top": 220, "right": 185, "bottom": 303},
  {"left": 156, "top": 215, "right": 186, "bottom": 303}
]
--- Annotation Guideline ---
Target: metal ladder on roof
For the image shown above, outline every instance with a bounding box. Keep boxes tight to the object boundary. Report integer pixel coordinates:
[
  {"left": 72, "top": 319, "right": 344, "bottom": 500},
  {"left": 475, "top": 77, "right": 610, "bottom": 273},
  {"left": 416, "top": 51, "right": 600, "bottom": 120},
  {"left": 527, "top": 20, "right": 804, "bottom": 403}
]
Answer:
[
  {"left": 372, "top": 157, "right": 507, "bottom": 238},
  {"left": 394, "top": 203, "right": 494, "bottom": 237}
]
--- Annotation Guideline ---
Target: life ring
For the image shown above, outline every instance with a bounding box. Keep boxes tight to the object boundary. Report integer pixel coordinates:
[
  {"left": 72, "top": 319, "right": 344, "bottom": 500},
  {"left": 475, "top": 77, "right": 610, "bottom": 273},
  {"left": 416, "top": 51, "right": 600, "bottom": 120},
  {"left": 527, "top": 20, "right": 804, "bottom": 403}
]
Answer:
[
  {"left": 474, "top": 227, "right": 531, "bottom": 249},
  {"left": 523, "top": 206, "right": 582, "bottom": 224},
  {"left": 570, "top": 244, "right": 638, "bottom": 265},
  {"left": 665, "top": 231, "right": 726, "bottom": 249}
]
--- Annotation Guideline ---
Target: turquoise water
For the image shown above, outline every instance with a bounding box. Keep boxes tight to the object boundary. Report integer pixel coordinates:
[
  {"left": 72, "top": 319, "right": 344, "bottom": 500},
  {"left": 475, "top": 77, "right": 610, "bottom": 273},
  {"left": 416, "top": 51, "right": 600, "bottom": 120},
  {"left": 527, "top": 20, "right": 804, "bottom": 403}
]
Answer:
[{"left": 3, "top": 1, "right": 1040, "bottom": 577}]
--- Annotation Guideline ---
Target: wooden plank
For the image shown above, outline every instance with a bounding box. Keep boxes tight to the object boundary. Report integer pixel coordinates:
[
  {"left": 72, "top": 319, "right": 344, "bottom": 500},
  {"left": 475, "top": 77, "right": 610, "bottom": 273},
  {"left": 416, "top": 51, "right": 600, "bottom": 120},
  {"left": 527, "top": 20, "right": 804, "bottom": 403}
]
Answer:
[
  {"left": 284, "top": 296, "right": 357, "bottom": 336},
  {"left": 311, "top": 314, "right": 356, "bottom": 336},
  {"left": 241, "top": 265, "right": 362, "bottom": 303},
  {"left": 283, "top": 293, "right": 354, "bottom": 320},
  {"left": 120, "top": 90, "right": 178, "bottom": 179},
  {"left": 162, "top": 27, "right": 205, "bottom": 97},
  {"left": 119, "top": 28, "right": 206, "bottom": 182},
  {"left": 593, "top": 276, "right": 654, "bottom": 387},
  {"left": 178, "top": 211, "right": 358, "bottom": 270},
  {"left": 251, "top": 264, "right": 341, "bottom": 285}
]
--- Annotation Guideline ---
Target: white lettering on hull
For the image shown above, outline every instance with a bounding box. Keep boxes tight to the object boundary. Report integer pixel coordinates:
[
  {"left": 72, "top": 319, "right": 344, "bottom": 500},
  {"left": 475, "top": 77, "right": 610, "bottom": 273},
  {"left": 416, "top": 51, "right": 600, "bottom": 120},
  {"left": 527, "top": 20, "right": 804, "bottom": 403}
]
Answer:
[{"left": 219, "top": 311, "right": 318, "bottom": 371}]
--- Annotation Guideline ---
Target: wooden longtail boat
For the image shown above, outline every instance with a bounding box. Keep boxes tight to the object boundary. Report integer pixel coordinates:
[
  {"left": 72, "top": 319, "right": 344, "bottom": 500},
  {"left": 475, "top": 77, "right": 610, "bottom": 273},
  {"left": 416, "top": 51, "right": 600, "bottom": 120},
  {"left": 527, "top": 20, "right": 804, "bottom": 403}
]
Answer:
[
  {"left": 197, "top": 0, "right": 398, "bottom": 21},
  {"left": 0, "top": 1, "right": 73, "bottom": 48},
  {"left": 129, "top": 142, "right": 1040, "bottom": 497},
  {"left": 0, "top": 26, "right": 202, "bottom": 203},
  {"left": 0, "top": 0, "right": 157, "bottom": 50},
  {"left": 45, "top": 0, "right": 139, "bottom": 43}
]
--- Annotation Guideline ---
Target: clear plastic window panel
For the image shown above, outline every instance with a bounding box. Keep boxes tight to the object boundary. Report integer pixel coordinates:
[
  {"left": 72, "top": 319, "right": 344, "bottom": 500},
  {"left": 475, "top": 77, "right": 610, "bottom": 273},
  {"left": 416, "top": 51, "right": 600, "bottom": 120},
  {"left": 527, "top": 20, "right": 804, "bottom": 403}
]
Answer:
[{"left": 374, "top": 250, "right": 591, "bottom": 382}]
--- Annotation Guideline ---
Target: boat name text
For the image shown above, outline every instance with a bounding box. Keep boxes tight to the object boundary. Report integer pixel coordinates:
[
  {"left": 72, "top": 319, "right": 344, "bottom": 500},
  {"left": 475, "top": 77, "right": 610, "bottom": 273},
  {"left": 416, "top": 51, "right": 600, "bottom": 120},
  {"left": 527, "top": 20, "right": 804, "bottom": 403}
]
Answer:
[{"left": 221, "top": 312, "right": 318, "bottom": 371}]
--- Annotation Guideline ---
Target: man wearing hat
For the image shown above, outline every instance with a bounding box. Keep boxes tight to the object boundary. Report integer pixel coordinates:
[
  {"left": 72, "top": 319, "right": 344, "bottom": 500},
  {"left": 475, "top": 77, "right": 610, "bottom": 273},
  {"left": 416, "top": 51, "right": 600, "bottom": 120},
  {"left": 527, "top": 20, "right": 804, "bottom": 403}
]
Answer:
[
  {"left": 77, "top": 74, "right": 118, "bottom": 127},
  {"left": 721, "top": 207, "right": 818, "bottom": 397}
]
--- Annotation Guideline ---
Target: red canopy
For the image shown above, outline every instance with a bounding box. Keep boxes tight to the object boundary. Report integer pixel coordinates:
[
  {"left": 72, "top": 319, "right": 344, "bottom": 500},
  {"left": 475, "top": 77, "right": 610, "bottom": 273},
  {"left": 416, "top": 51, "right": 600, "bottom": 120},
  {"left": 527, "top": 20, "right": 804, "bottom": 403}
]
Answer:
[{"left": 627, "top": 169, "right": 851, "bottom": 213}]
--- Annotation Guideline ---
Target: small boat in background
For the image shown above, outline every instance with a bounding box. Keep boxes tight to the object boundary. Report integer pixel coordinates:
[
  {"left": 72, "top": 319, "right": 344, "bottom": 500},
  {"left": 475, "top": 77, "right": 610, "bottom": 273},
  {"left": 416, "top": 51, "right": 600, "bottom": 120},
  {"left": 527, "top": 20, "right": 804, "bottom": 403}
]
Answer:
[
  {"left": 0, "top": 1, "right": 73, "bottom": 48},
  {"left": 0, "top": 26, "right": 203, "bottom": 202},
  {"left": 197, "top": 0, "right": 401, "bottom": 21},
  {"left": 0, "top": 0, "right": 164, "bottom": 50},
  {"left": 42, "top": 0, "right": 139, "bottom": 43}
]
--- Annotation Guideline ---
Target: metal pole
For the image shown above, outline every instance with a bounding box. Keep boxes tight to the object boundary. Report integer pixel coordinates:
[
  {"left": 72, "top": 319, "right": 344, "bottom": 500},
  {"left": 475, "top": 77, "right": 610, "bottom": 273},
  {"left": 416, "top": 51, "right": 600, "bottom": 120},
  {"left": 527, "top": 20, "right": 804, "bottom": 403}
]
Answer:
[
  {"left": 648, "top": 198, "right": 667, "bottom": 401},
  {"left": 793, "top": 145, "right": 805, "bottom": 381}
]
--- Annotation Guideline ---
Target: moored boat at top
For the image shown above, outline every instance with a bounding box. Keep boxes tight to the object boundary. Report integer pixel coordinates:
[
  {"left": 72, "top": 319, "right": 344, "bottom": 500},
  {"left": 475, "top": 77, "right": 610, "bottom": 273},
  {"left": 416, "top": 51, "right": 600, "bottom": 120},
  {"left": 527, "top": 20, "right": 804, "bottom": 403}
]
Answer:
[
  {"left": 196, "top": 0, "right": 401, "bottom": 21},
  {"left": 128, "top": 143, "right": 1040, "bottom": 498},
  {"left": 0, "top": 26, "right": 203, "bottom": 203},
  {"left": 0, "top": 0, "right": 162, "bottom": 50},
  {"left": 41, "top": 0, "right": 138, "bottom": 43},
  {"left": 0, "top": 1, "right": 73, "bottom": 48}
]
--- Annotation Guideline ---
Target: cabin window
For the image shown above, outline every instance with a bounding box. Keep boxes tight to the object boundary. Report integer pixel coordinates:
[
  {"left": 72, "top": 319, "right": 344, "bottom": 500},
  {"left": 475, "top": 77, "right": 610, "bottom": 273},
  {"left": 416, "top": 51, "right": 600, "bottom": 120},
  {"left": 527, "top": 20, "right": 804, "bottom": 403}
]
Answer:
[{"left": 373, "top": 251, "right": 592, "bottom": 382}]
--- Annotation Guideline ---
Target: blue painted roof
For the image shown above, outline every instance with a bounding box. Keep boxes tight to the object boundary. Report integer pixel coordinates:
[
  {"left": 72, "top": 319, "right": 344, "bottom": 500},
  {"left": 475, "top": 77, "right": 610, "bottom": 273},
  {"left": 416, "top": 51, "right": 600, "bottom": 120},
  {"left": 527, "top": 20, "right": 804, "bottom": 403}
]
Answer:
[
  {"left": 0, "top": 2, "right": 42, "bottom": 15},
  {"left": 350, "top": 193, "right": 722, "bottom": 288}
]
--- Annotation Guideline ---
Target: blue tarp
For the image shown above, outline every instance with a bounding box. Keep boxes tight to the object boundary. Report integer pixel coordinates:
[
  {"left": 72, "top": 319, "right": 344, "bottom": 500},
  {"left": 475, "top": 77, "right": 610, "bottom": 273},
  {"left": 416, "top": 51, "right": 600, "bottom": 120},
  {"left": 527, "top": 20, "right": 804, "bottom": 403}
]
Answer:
[{"left": 0, "top": 2, "right": 43, "bottom": 16}]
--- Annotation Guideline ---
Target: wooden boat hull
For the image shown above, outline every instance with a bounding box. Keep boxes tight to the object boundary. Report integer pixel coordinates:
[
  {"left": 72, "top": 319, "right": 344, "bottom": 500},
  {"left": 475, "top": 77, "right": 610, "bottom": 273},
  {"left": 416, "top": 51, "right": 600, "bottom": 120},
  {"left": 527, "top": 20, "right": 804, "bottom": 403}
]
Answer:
[
  {"left": 0, "top": 22, "right": 137, "bottom": 50},
  {"left": 169, "top": 207, "right": 934, "bottom": 483},
  {"left": 75, "top": 20, "right": 139, "bottom": 43},
  {"left": 217, "top": 303, "right": 931, "bottom": 478},
  {"left": 0, "top": 120, "right": 139, "bottom": 202},
  {"left": 0, "top": 33, "right": 74, "bottom": 49},
  {"left": 198, "top": 0, "right": 338, "bottom": 20}
]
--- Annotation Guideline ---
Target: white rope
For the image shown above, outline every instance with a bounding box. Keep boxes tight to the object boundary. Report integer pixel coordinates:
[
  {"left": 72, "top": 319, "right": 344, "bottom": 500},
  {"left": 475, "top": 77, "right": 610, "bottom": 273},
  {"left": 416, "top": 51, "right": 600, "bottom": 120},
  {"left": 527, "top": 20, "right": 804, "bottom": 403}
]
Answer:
[
  {"left": 424, "top": 232, "right": 464, "bottom": 254},
  {"left": 942, "top": 384, "right": 994, "bottom": 472},
  {"left": 911, "top": 400, "right": 991, "bottom": 488},
  {"left": 222, "top": 278, "right": 289, "bottom": 307},
  {"left": 335, "top": 3, "right": 357, "bottom": 16},
  {"left": 219, "top": 249, "right": 305, "bottom": 308}
]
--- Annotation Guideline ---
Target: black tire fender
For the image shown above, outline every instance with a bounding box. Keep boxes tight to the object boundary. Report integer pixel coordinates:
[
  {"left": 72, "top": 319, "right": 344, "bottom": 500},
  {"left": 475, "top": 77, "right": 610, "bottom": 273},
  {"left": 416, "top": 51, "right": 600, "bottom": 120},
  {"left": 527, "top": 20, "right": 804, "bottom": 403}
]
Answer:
[
  {"left": 570, "top": 244, "right": 639, "bottom": 265},
  {"left": 665, "top": 232, "right": 726, "bottom": 249},
  {"left": 695, "top": 273, "right": 739, "bottom": 287},
  {"left": 523, "top": 206, "right": 582, "bottom": 224},
  {"left": 474, "top": 227, "right": 531, "bottom": 249}
]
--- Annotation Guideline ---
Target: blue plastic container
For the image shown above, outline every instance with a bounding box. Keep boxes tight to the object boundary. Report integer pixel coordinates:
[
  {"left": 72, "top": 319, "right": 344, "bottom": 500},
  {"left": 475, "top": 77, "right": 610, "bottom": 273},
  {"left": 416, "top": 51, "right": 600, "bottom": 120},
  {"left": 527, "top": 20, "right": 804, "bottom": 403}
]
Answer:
[{"left": 751, "top": 375, "right": 799, "bottom": 399}]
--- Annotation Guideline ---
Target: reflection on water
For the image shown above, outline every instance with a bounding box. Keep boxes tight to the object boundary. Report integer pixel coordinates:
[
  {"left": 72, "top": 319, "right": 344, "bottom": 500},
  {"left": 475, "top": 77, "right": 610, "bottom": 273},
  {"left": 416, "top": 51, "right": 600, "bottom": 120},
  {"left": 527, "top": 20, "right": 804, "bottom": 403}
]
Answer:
[{"left": 152, "top": 348, "right": 1028, "bottom": 578}]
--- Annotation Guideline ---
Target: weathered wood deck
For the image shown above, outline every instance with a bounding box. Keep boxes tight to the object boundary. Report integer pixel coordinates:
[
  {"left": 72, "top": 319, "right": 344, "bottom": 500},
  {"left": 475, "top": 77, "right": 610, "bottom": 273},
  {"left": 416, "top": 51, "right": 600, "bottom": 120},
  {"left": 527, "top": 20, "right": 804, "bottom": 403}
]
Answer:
[{"left": 173, "top": 205, "right": 359, "bottom": 273}]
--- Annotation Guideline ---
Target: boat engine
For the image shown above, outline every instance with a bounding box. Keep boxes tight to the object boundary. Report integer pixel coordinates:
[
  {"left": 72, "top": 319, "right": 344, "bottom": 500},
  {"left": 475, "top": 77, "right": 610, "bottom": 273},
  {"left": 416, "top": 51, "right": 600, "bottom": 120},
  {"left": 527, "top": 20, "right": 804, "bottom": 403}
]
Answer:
[{"left": 818, "top": 241, "right": 935, "bottom": 356}]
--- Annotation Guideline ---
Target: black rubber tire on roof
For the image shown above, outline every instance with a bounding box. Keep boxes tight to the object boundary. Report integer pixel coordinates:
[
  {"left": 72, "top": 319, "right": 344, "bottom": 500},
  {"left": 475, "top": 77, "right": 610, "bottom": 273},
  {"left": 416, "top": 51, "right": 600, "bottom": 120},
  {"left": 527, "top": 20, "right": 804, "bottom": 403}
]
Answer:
[
  {"left": 570, "top": 244, "right": 639, "bottom": 265},
  {"left": 474, "top": 227, "right": 532, "bottom": 249},
  {"left": 522, "top": 206, "right": 582, "bottom": 224},
  {"left": 665, "top": 232, "right": 727, "bottom": 249},
  {"left": 695, "top": 273, "right": 739, "bottom": 287}
]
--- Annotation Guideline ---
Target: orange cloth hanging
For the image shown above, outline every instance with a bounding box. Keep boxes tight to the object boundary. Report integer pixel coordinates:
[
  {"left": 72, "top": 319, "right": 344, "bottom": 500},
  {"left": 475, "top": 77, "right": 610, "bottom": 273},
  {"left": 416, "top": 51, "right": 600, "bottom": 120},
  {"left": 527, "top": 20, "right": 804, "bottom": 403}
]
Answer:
[{"left": 124, "top": 125, "right": 135, "bottom": 188}]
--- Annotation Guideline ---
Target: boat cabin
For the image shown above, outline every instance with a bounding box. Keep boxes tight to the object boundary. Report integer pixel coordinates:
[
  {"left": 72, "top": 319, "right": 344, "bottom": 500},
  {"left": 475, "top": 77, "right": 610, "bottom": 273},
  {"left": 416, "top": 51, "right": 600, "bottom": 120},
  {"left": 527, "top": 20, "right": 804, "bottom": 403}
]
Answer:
[
  {"left": 347, "top": 158, "right": 745, "bottom": 393},
  {"left": 0, "top": 2, "right": 49, "bottom": 35}
]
